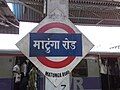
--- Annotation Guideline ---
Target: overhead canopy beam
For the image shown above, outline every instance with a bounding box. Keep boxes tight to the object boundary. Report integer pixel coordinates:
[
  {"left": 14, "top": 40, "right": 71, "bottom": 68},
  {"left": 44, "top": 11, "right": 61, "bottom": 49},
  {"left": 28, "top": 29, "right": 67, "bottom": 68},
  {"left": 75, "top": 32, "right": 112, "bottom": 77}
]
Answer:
[
  {"left": 5, "top": 0, "right": 120, "bottom": 26},
  {"left": 0, "top": 0, "right": 19, "bottom": 34},
  {"left": 0, "top": 6, "right": 19, "bottom": 28},
  {"left": 6, "top": 0, "right": 44, "bottom": 17}
]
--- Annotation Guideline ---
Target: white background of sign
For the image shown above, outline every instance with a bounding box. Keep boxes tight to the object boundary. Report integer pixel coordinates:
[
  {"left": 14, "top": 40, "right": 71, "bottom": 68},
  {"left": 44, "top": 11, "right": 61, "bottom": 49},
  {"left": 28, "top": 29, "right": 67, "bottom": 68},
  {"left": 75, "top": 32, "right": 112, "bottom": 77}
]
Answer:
[
  {"left": 45, "top": 75, "right": 70, "bottom": 90},
  {"left": 16, "top": 9, "right": 93, "bottom": 86}
]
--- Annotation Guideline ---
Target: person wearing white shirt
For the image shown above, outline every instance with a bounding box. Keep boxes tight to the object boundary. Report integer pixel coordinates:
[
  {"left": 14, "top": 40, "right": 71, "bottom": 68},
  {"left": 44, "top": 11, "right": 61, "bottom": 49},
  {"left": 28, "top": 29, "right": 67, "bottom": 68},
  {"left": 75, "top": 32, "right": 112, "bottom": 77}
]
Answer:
[
  {"left": 13, "top": 62, "right": 21, "bottom": 90},
  {"left": 99, "top": 58, "right": 108, "bottom": 90},
  {"left": 21, "top": 61, "right": 27, "bottom": 77},
  {"left": 20, "top": 60, "right": 29, "bottom": 90}
]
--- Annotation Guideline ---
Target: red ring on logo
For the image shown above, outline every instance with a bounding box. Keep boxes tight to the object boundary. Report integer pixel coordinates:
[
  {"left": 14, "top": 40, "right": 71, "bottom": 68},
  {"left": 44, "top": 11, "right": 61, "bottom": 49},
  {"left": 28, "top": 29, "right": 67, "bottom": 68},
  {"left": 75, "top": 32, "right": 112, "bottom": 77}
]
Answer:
[{"left": 37, "top": 22, "right": 75, "bottom": 68}]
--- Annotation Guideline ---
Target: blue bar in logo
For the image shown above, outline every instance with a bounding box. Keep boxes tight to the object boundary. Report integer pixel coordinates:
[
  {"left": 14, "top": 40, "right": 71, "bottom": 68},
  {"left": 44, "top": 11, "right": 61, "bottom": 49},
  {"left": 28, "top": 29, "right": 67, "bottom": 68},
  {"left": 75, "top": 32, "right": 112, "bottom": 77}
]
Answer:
[{"left": 29, "top": 33, "right": 82, "bottom": 57}]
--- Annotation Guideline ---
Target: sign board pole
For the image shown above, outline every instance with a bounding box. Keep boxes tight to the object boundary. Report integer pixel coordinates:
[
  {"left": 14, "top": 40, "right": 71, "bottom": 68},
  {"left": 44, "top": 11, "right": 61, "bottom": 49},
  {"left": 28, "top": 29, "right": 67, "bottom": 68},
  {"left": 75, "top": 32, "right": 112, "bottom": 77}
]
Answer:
[
  {"left": 47, "top": 0, "right": 68, "bottom": 18},
  {"left": 45, "top": 74, "right": 70, "bottom": 90},
  {"left": 45, "top": 0, "right": 70, "bottom": 90}
]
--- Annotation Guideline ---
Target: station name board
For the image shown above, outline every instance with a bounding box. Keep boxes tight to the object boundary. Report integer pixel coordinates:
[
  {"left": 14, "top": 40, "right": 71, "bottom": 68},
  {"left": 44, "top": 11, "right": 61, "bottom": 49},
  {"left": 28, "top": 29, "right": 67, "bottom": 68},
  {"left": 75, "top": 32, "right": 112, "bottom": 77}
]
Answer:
[{"left": 30, "top": 33, "right": 82, "bottom": 57}]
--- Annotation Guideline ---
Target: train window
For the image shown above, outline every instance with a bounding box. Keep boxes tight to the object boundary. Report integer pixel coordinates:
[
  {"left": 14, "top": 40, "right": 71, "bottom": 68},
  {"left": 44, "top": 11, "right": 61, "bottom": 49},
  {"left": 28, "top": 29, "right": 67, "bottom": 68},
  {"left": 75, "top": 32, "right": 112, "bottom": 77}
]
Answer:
[{"left": 72, "top": 59, "right": 88, "bottom": 77}]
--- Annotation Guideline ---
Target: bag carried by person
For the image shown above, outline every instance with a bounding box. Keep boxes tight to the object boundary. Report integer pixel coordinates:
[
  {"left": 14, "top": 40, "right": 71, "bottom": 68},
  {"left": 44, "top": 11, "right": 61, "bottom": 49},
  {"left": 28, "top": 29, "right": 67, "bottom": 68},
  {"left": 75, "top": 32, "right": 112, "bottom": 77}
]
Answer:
[{"left": 15, "top": 74, "right": 21, "bottom": 83}]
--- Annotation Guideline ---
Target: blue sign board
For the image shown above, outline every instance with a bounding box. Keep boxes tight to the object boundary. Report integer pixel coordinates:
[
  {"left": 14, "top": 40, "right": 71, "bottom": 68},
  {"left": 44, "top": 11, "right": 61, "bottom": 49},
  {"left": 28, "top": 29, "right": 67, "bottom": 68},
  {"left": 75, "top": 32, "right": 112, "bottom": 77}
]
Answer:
[{"left": 30, "top": 33, "right": 82, "bottom": 57}]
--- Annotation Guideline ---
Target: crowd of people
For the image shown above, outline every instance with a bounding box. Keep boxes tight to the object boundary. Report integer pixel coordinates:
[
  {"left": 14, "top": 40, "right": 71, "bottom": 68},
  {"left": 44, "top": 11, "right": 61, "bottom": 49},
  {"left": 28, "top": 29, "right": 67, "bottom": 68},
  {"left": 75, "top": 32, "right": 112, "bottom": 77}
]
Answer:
[
  {"left": 12, "top": 59, "right": 38, "bottom": 90},
  {"left": 99, "top": 58, "right": 120, "bottom": 90}
]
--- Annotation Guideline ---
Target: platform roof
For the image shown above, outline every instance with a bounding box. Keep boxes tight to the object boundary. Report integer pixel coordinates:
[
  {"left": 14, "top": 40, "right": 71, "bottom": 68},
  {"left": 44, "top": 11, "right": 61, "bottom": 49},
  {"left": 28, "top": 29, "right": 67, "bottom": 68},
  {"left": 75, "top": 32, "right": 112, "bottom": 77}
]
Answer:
[
  {"left": 6, "top": 0, "right": 120, "bottom": 26},
  {"left": 1, "top": 0, "right": 120, "bottom": 34},
  {"left": 0, "top": 0, "right": 19, "bottom": 34}
]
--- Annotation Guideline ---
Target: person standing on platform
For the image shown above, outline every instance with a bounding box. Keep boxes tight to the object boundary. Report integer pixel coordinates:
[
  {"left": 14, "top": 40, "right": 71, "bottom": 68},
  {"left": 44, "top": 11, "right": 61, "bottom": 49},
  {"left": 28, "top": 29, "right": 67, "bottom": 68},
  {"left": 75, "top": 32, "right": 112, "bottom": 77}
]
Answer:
[
  {"left": 28, "top": 66, "right": 38, "bottom": 90},
  {"left": 13, "top": 61, "right": 21, "bottom": 90},
  {"left": 20, "top": 60, "right": 28, "bottom": 90},
  {"left": 99, "top": 58, "right": 108, "bottom": 90}
]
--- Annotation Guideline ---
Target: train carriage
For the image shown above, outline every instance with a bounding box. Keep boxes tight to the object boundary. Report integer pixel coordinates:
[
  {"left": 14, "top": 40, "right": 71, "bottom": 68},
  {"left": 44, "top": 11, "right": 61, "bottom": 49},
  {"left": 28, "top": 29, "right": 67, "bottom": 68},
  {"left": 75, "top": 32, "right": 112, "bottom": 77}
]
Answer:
[{"left": 0, "top": 50, "right": 119, "bottom": 90}]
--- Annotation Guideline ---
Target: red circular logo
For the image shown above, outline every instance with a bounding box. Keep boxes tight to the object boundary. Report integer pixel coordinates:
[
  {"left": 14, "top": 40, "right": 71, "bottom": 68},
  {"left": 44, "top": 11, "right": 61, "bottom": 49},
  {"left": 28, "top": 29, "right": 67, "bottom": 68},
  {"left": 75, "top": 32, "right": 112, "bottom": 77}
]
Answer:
[{"left": 37, "top": 22, "right": 75, "bottom": 68}]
